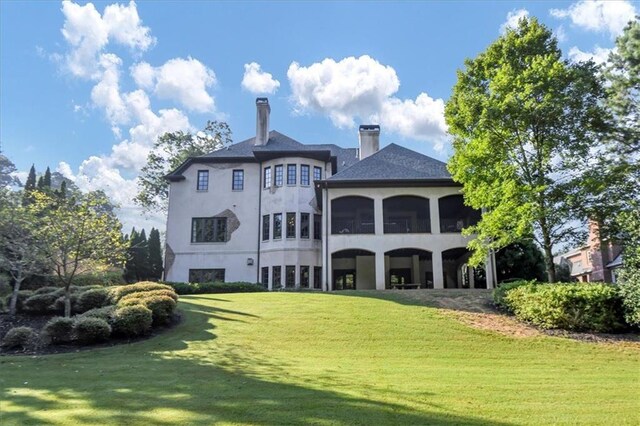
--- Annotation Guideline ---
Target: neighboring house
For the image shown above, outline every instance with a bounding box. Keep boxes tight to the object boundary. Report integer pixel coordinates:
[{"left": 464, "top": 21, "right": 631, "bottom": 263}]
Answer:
[
  {"left": 164, "top": 98, "right": 497, "bottom": 290},
  {"left": 556, "top": 221, "right": 623, "bottom": 283}
]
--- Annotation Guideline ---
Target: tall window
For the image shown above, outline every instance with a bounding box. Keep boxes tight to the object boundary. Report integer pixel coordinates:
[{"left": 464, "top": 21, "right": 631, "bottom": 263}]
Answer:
[
  {"left": 232, "top": 169, "right": 244, "bottom": 190},
  {"left": 300, "top": 165, "right": 310, "bottom": 186},
  {"left": 197, "top": 170, "right": 209, "bottom": 191},
  {"left": 286, "top": 213, "right": 296, "bottom": 238},
  {"left": 275, "top": 165, "right": 283, "bottom": 187},
  {"left": 300, "top": 213, "right": 310, "bottom": 239},
  {"left": 263, "top": 167, "right": 271, "bottom": 189},
  {"left": 287, "top": 164, "right": 297, "bottom": 185},
  {"left": 262, "top": 215, "right": 270, "bottom": 241},
  {"left": 189, "top": 269, "right": 224, "bottom": 283},
  {"left": 191, "top": 217, "right": 227, "bottom": 242},
  {"left": 273, "top": 213, "right": 282, "bottom": 239},
  {"left": 286, "top": 265, "right": 296, "bottom": 288},
  {"left": 313, "top": 267, "right": 322, "bottom": 289},
  {"left": 300, "top": 266, "right": 309, "bottom": 288},
  {"left": 313, "top": 166, "right": 322, "bottom": 182},
  {"left": 272, "top": 266, "right": 281, "bottom": 289},
  {"left": 314, "top": 214, "right": 322, "bottom": 240},
  {"left": 261, "top": 267, "right": 269, "bottom": 288}
]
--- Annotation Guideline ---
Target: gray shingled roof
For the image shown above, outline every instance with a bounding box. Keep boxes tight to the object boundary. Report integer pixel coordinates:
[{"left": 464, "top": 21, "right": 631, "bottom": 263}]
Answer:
[{"left": 327, "top": 143, "right": 452, "bottom": 181}]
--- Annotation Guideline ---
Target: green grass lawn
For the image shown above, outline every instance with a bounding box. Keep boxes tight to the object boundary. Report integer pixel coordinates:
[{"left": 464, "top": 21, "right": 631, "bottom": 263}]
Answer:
[{"left": 1, "top": 292, "right": 639, "bottom": 425}]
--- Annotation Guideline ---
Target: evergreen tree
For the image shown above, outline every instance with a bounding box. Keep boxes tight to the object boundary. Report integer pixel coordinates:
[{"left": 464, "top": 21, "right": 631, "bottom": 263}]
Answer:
[
  {"left": 148, "top": 228, "right": 163, "bottom": 280},
  {"left": 136, "top": 229, "right": 150, "bottom": 280},
  {"left": 22, "top": 165, "right": 36, "bottom": 205},
  {"left": 37, "top": 176, "right": 45, "bottom": 190},
  {"left": 43, "top": 167, "right": 52, "bottom": 188},
  {"left": 56, "top": 180, "right": 67, "bottom": 199},
  {"left": 124, "top": 227, "right": 139, "bottom": 282}
]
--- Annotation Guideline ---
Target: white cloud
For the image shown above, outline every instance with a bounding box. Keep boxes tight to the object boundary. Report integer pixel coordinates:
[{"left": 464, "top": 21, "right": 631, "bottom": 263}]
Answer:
[
  {"left": 129, "top": 57, "right": 217, "bottom": 113},
  {"left": 501, "top": 9, "right": 530, "bottom": 34},
  {"left": 241, "top": 62, "right": 281, "bottom": 94},
  {"left": 554, "top": 25, "right": 568, "bottom": 43},
  {"left": 287, "top": 55, "right": 448, "bottom": 149},
  {"left": 60, "top": 0, "right": 154, "bottom": 79},
  {"left": 90, "top": 53, "right": 130, "bottom": 127},
  {"left": 568, "top": 45, "right": 612, "bottom": 64},
  {"left": 550, "top": 0, "right": 637, "bottom": 37}
]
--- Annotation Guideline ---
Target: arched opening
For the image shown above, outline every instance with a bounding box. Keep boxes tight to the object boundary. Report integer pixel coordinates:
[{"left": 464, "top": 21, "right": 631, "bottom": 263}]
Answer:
[
  {"left": 331, "top": 196, "right": 375, "bottom": 234},
  {"left": 438, "top": 195, "right": 480, "bottom": 233},
  {"left": 331, "top": 249, "right": 375, "bottom": 290},
  {"left": 384, "top": 248, "right": 433, "bottom": 289},
  {"left": 441, "top": 248, "right": 487, "bottom": 288},
  {"left": 383, "top": 196, "right": 430, "bottom": 233}
]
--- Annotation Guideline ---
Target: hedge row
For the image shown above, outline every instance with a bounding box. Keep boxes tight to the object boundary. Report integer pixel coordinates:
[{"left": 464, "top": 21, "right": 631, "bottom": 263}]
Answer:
[
  {"left": 166, "top": 281, "right": 266, "bottom": 295},
  {"left": 495, "top": 282, "right": 626, "bottom": 332}
]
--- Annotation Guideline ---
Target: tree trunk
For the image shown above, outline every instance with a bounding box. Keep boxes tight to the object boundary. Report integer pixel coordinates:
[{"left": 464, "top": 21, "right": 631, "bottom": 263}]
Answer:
[
  {"left": 64, "top": 287, "right": 72, "bottom": 317},
  {"left": 8, "top": 276, "right": 23, "bottom": 318}
]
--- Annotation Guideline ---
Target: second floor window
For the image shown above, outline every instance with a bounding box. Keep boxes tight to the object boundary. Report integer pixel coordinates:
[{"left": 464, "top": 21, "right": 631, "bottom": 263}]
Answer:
[
  {"left": 273, "top": 213, "right": 282, "bottom": 239},
  {"left": 191, "top": 217, "right": 227, "bottom": 243},
  {"left": 286, "top": 212, "right": 296, "bottom": 238},
  {"left": 232, "top": 170, "right": 244, "bottom": 190},
  {"left": 197, "top": 170, "right": 209, "bottom": 191},
  {"left": 313, "top": 166, "right": 322, "bottom": 182},
  {"left": 264, "top": 167, "right": 271, "bottom": 188},
  {"left": 300, "top": 213, "right": 309, "bottom": 239},
  {"left": 275, "top": 165, "right": 283, "bottom": 187},
  {"left": 262, "top": 215, "right": 270, "bottom": 241},
  {"left": 287, "top": 164, "right": 297, "bottom": 185},
  {"left": 301, "top": 165, "right": 310, "bottom": 186}
]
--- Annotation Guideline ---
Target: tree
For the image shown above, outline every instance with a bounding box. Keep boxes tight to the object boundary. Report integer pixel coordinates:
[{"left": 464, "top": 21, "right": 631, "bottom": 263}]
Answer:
[
  {"left": 0, "top": 154, "right": 20, "bottom": 188},
  {"left": 22, "top": 164, "right": 36, "bottom": 205},
  {"left": 444, "top": 17, "right": 608, "bottom": 282},
  {"left": 148, "top": 228, "right": 163, "bottom": 280},
  {"left": 43, "top": 167, "right": 52, "bottom": 188},
  {"left": 0, "top": 190, "right": 48, "bottom": 316},
  {"left": 135, "top": 121, "right": 232, "bottom": 212},
  {"left": 495, "top": 239, "right": 546, "bottom": 282},
  {"left": 135, "top": 228, "right": 150, "bottom": 280},
  {"left": 30, "top": 191, "right": 126, "bottom": 317},
  {"left": 37, "top": 176, "right": 45, "bottom": 190},
  {"left": 124, "top": 228, "right": 138, "bottom": 282}
]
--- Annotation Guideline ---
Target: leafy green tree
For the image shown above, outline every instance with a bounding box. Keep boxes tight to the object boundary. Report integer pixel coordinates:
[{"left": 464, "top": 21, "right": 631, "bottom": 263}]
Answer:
[
  {"left": 445, "top": 17, "right": 608, "bottom": 282},
  {"left": 29, "top": 191, "right": 126, "bottom": 317},
  {"left": 148, "top": 228, "right": 163, "bottom": 280},
  {"left": 135, "top": 121, "right": 232, "bottom": 212},
  {"left": 617, "top": 207, "right": 640, "bottom": 326},
  {"left": 496, "top": 240, "right": 546, "bottom": 282},
  {"left": 0, "top": 190, "right": 49, "bottom": 316},
  {"left": 0, "top": 154, "right": 20, "bottom": 188}
]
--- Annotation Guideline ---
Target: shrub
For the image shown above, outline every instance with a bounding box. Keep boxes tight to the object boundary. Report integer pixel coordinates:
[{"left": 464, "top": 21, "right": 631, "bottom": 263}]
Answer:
[
  {"left": 77, "top": 288, "right": 111, "bottom": 313},
  {"left": 73, "top": 317, "right": 111, "bottom": 344},
  {"left": 5, "top": 290, "right": 34, "bottom": 313},
  {"left": 23, "top": 293, "right": 58, "bottom": 314},
  {"left": 0, "top": 273, "right": 11, "bottom": 297},
  {"left": 108, "top": 282, "right": 174, "bottom": 303},
  {"left": 618, "top": 271, "right": 640, "bottom": 327},
  {"left": 493, "top": 280, "right": 536, "bottom": 311},
  {"left": 167, "top": 281, "right": 266, "bottom": 295},
  {"left": 47, "top": 271, "right": 126, "bottom": 287},
  {"left": 43, "top": 317, "right": 75, "bottom": 344},
  {"left": 2, "top": 326, "right": 38, "bottom": 349},
  {"left": 53, "top": 294, "right": 80, "bottom": 315},
  {"left": 33, "top": 286, "right": 61, "bottom": 295},
  {"left": 119, "top": 295, "right": 176, "bottom": 325},
  {"left": 119, "top": 289, "right": 178, "bottom": 304},
  {"left": 504, "top": 282, "right": 625, "bottom": 332},
  {"left": 112, "top": 305, "right": 153, "bottom": 337},
  {"left": 79, "top": 305, "right": 116, "bottom": 321}
]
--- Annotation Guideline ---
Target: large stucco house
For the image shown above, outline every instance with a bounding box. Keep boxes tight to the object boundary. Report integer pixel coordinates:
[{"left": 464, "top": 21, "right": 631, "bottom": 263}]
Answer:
[{"left": 164, "top": 98, "right": 497, "bottom": 290}]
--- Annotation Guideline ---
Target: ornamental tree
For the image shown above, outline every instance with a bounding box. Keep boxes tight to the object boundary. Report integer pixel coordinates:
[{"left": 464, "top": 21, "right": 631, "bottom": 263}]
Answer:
[{"left": 445, "top": 17, "right": 609, "bottom": 282}]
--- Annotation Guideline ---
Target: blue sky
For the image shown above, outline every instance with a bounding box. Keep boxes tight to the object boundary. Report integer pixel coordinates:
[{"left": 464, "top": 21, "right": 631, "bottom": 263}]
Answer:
[{"left": 0, "top": 1, "right": 636, "bottom": 230}]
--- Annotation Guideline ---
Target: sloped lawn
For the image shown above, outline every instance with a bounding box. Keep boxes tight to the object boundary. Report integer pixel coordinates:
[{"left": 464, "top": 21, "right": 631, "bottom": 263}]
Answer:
[{"left": 1, "top": 292, "right": 638, "bottom": 425}]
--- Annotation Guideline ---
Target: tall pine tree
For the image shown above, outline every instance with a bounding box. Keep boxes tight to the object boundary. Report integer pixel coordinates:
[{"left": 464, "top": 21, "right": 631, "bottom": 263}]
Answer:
[
  {"left": 124, "top": 227, "right": 139, "bottom": 282},
  {"left": 22, "top": 165, "right": 37, "bottom": 205},
  {"left": 148, "top": 228, "right": 163, "bottom": 280},
  {"left": 136, "top": 229, "right": 150, "bottom": 280},
  {"left": 43, "top": 167, "right": 52, "bottom": 188}
]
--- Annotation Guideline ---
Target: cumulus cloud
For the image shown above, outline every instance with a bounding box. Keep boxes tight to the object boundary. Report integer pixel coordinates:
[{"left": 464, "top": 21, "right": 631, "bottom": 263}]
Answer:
[
  {"left": 568, "top": 46, "right": 612, "bottom": 64},
  {"left": 501, "top": 9, "right": 530, "bottom": 33},
  {"left": 129, "top": 58, "right": 216, "bottom": 113},
  {"left": 550, "top": 0, "right": 637, "bottom": 38},
  {"left": 241, "top": 62, "right": 281, "bottom": 94},
  {"left": 287, "top": 55, "right": 447, "bottom": 148}
]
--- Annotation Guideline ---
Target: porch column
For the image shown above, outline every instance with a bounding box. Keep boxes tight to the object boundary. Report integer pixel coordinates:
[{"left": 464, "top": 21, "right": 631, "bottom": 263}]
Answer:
[
  {"left": 374, "top": 197, "right": 383, "bottom": 236},
  {"left": 432, "top": 249, "right": 444, "bottom": 289},
  {"left": 322, "top": 189, "right": 330, "bottom": 291},
  {"left": 375, "top": 251, "right": 386, "bottom": 290},
  {"left": 468, "top": 266, "right": 475, "bottom": 289},
  {"left": 430, "top": 197, "right": 440, "bottom": 234}
]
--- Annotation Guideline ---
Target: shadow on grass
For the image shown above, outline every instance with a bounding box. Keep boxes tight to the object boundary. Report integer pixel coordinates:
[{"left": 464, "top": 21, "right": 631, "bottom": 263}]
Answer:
[{"left": 0, "top": 298, "right": 512, "bottom": 426}]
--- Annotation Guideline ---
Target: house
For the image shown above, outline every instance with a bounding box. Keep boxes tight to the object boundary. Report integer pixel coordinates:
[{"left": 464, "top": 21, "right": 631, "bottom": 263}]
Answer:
[
  {"left": 556, "top": 221, "right": 623, "bottom": 283},
  {"left": 164, "top": 98, "right": 497, "bottom": 290}
]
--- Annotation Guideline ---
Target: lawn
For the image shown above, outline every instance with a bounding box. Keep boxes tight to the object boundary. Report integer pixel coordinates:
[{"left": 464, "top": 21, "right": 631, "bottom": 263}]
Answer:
[{"left": 1, "top": 292, "right": 638, "bottom": 425}]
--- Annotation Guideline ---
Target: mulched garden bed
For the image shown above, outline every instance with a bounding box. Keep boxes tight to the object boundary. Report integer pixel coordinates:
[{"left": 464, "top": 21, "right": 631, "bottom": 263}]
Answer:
[{"left": 0, "top": 311, "right": 182, "bottom": 356}]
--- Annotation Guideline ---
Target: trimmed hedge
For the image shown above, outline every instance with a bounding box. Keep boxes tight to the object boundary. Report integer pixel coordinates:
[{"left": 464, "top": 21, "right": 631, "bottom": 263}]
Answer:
[
  {"left": 112, "top": 305, "right": 153, "bottom": 337},
  {"left": 34, "top": 286, "right": 61, "bottom": 295},
  {"left": 77, "top": 288, "right": 111, "bottom": 313},
  {"left": 43, "top": 317, "right": 75, "bottom": 344},
  {"left": 2, "top": 326, "right": 38, "bottom": 349},
  {"left": 73, "top": 317, "right": 111, "bottom": 344},
  {"left": 108, "top": 282, "right": 174, "bottom": 303},
  {"left": 47, "top": 271, "right": 125, "bottom": 287},
  {"left": 79, "top": 305, "right": 116, "bottom": 321},
  {"left": 119, "top": 289, "right": 178, "bottom": 304},
  {"left": 23, "top": 293, "right": 58, "bottom": 314},
  {"left": 119, "top": 295, "right": 176, "bottom": 325},
  {"left": 167, "top": 281, "right": 266, "bottom": 295},
  {"left": 493, "top": 280, "right": 536, "bottom": 311},
  {"left": 5, "top": 290, "right": 34, "bottom": 313},
  {"left": 504, "top": 282, "right": 625, "bottom": 332}
]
